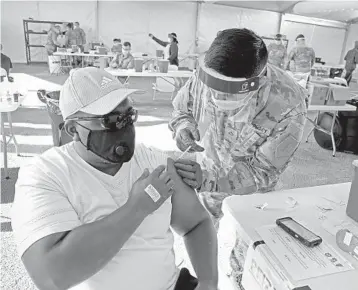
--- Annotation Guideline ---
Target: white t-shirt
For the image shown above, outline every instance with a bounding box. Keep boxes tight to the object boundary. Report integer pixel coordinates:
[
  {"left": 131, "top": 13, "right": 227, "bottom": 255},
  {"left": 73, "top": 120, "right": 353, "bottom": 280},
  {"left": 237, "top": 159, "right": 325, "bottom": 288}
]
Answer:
[{"left": 11, "top": 142, "right": 179, "bottom": 290}]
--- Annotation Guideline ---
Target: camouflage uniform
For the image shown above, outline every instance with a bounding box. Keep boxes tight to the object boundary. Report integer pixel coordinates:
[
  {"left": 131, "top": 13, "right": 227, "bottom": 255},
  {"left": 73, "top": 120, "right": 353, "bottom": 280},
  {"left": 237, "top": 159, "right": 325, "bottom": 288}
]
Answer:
[
  {"left": 267, "top": 43, "right": 287, "bottom": 69},
  {"left": 344, "top": 48, "right": 358, "bottom": 85},
  {"left": 287, "top": 46, "right": 316, "bottom": 73},
  {"left": 169, "top": 64, "right": 307, "bottom": 285}
]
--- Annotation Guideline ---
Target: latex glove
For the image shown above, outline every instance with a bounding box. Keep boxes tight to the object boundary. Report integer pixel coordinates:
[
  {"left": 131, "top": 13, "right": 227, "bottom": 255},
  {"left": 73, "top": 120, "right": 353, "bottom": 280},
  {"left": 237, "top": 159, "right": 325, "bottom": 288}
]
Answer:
[
  {"left": 176, "top": 127, "right": 204, "bottom": 153},
  {"left": 174, "top": 159, "right": 203, "bottom": 189}
]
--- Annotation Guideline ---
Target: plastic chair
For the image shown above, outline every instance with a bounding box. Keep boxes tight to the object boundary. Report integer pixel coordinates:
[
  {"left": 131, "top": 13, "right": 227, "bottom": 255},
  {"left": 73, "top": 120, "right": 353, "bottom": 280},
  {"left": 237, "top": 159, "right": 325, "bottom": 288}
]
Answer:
[{"left": 37, "top": 90, "right": 72, "bottom": 146}]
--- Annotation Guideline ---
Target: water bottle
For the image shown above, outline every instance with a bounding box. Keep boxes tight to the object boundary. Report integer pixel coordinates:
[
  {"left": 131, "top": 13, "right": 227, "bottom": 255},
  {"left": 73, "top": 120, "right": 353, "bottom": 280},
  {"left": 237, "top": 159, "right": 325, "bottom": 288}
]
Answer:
[{"left": 14, "top": 91, "right": 19, "bottom": 102}]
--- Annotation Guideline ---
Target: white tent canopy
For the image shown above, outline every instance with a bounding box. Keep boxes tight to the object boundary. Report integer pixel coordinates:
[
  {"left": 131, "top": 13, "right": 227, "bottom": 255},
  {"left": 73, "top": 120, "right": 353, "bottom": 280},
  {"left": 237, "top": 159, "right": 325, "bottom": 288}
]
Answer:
[
  {"left": 213, "top": 1, "right": 358, "bottom": 23},
  {"left": 2, "top": 1, "right": 357, "bottom": 65}
]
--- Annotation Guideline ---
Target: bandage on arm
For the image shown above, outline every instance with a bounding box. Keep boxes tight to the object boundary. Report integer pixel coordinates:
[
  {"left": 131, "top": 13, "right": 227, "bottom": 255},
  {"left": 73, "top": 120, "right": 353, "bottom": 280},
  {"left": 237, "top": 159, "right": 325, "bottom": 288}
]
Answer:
[{"left": 144, "top": 184, "right": 161, "bottom": 202}]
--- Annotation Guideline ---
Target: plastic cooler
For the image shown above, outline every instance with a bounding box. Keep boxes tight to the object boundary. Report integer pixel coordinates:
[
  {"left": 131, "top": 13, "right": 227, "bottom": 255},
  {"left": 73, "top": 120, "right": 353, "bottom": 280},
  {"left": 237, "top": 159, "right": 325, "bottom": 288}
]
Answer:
[
  {"left": 134, "top": 58, "right": 144, "bottom": 72},
  {"left": 156, "top": 50, "right": 164, "bottom": 58},
  {"left": 48, "top": 55, "right": 62, "bottom": 74},
  {"left": 158, "top": 60, "right": 169, "bottom": 73}
]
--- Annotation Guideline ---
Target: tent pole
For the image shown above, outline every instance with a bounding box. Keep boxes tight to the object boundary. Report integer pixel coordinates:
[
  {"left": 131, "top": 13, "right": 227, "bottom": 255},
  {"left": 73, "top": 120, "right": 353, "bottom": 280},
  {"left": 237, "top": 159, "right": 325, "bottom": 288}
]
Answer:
[
  {"left": 278, "top": 12, "right": 283, "bottom": 34},
  {"left": 194, "top": 1, "right": 201, "bottom": 54},
  {"left": 340, "top": 24, "right": 350, "bottom": 65},
  {"left": 95, "top": 0, "right": 99, "bottom": 41}
]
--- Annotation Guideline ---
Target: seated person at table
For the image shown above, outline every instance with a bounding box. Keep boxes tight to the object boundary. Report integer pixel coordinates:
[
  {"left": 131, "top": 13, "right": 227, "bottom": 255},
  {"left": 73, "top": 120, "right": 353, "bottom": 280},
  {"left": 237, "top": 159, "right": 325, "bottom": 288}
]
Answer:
[
  {"left": 110, "top": 42, "right": 134, "bottom": 69},
  {"left": 1, "top": 44, "right": 14, "bottom": 82},
  {"left": 11, "top": 67, "right": 218, "bottom": 290},
  {"left": 111, "top": 38, "right": 122, "bottom": 54}
]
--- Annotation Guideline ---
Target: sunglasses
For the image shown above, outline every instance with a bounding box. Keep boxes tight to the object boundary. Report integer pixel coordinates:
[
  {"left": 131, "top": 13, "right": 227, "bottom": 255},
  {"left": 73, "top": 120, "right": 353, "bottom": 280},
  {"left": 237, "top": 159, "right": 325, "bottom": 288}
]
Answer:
[{"left": 68, "top": 108, "right": 138, "bottom": 130}]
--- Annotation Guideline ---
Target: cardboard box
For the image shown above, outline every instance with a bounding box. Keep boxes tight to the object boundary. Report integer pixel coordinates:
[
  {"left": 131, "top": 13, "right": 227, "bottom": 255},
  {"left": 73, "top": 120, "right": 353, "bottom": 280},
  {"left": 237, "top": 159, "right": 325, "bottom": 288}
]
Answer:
[
  {"left": 346, "top": 160, "right": 358, "bottom": 223},
  {"left": 326, "top": 84, "right": 351, "bottom": 106},
  {"left": 242, "top": 244, "right": 313, "bottom": 290},
  {"left": 308, "top": 83, "right": 329, "bottom": 105}
]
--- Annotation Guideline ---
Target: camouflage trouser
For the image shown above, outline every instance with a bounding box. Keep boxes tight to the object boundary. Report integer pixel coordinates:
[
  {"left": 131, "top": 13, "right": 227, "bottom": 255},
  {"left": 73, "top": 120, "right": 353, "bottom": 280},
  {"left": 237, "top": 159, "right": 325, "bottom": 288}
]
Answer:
[{"left": 199, "top": 192, "right": 249, "bottom": 290}]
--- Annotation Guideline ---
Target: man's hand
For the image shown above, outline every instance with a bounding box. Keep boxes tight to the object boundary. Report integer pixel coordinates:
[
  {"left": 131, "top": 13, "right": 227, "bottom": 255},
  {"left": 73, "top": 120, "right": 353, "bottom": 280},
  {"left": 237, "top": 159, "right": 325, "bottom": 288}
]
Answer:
[
  {"left": 127, "top": 165, "right": 175, "bottom": 216},
  {"left": 176, "top": 127, "right": 204, "bottom": 153},
  {"left": 174, "top": 159, "right": 203, "bottom": 189},
  {"left": 110, "top": 62, "right": 118, "bottom": 69}
]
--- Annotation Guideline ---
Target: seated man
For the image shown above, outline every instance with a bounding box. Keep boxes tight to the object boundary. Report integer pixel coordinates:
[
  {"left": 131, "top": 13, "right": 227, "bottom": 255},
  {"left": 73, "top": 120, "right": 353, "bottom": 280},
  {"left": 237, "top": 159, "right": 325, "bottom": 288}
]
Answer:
[
  {"left": 1, "top": 44, "right": 14, "bottom": 82},
  {"left": 110, "top": 41, "right": 134, "bottom": 69},
  {"left": 169, "top": 28, "right": 307, "bottom": 285},
  {"left": 11, "top": 67, "right": 218, "bottom": 290}
]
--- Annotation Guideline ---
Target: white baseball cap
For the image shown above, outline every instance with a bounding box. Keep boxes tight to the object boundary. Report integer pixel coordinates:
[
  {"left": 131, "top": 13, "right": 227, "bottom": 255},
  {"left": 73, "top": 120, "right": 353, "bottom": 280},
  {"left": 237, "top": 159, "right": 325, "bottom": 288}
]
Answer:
[{"left": 59, "top": 67, "right": 137, "bottom": 120}]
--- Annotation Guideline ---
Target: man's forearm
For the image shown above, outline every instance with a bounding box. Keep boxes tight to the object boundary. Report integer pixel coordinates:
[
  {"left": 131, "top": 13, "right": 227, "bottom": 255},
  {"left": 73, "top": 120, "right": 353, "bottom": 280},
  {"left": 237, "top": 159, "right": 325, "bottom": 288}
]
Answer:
[
  {"left": 46, "top": 201, "right": 147, "bottom": 289},
  {"left": 184, "top": 218, "right": 218, "bottom": 287}
]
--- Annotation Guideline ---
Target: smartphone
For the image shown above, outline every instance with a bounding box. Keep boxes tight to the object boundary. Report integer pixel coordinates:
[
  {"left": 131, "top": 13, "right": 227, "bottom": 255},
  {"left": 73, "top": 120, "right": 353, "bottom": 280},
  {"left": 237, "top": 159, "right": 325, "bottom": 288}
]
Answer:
[{"left": 276, "top": 217, "right": 322, "bottom": 247}]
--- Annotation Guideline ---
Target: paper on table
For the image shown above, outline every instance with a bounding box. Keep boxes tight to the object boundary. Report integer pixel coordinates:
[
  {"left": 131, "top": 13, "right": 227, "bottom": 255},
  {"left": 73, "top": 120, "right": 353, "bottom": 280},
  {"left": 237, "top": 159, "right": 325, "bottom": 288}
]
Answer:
[{"left": 256, "top": 225, "right": 354, "bottom": 281}]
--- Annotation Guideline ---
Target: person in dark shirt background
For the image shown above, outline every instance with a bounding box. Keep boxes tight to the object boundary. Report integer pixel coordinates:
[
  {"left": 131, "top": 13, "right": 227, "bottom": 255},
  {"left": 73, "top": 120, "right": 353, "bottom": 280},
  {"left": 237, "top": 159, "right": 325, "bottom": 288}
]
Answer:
[
  {"left": 149, "top": 32, "right": 179, "bottom": 67},
  {"left": 1, "top": 44, "right": 14, "bottom": 82}
]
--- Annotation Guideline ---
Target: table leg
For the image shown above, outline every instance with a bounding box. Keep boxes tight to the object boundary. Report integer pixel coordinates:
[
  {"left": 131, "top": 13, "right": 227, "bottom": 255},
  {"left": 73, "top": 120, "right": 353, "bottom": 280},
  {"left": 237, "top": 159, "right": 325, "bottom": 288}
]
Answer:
[
  {"left": 7, "top": 112, "right": 19, "bottom": 156},
  {"left": 1, "top": 113, "right": 8, "bottom": 179},
  {"left": 82, "top": 56, "right": 84, "bottom": 68},
  {"left": 305, "top": 127, "right": 314, "bottom": 142},
  {"left": 330, "top": 111, "right": 337, "bottom": 157}
]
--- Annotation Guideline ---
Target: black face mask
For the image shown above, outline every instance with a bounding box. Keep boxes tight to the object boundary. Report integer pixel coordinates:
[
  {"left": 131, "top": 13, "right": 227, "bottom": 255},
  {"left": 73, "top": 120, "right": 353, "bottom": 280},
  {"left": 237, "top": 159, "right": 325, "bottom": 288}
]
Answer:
[{"left": 78, "top": 123, "right": 135, "bottom": 164}]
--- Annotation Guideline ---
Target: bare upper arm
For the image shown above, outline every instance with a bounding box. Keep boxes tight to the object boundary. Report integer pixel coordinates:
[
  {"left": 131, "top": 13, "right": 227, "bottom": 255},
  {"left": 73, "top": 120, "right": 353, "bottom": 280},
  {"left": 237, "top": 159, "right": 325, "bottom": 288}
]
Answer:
[
  {"left": 170, "top": 185, "right": 209, "bottom": 237},
  {"left": 22, "top": 231, "right": 70, "bottom": 290}
]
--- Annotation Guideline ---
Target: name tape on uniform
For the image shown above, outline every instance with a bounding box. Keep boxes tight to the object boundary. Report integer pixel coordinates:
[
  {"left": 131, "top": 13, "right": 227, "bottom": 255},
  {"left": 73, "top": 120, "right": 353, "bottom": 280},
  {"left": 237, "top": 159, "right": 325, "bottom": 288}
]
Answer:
[{"left": 145, "top": 184, "right": 161, "bottom": 202}]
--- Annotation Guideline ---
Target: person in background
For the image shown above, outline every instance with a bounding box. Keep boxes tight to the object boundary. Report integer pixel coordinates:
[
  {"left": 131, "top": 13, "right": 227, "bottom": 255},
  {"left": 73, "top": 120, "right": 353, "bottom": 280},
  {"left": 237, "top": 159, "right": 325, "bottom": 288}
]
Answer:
[
  {"left": 149, "top": 32, "right": 179, "bottom": 67},
  {"left": 286, "top": 34, "right": 315, "bottom": 73},
  {"left": 45, "top": 24, "right": 61, "bottom": 55},
  {"left": 110, "top": 42, "right": 134, "bottom": 69},
  {"left": 169, "top": 28, "right": 307, "bottom": 286},
  {"left": 11, "top": 67, "right": 218, "bottom": 290},
  {"left": 0, "top": 44, "right": 14, "bottom": 82},
  {"left": 74, "top": 22, "right": 86, "bottom": 51},
  {"left": 267, "top": 34, "right": 287, "bottom": 69},
  {"left": 111, "top": 38, "right": 122, "bottom": 54},
  {"left": 65, "top": 23, "right": 77, "bottom": 47},
  {"left": 344, "top": 41, "right": 358, "bottom": 85}
]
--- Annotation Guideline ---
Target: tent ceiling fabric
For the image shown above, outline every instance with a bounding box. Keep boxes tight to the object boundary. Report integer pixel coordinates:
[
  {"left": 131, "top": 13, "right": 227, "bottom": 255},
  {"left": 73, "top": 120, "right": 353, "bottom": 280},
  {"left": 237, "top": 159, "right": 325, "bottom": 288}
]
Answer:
[{"left": 212, "top": 1, "right": 358, "bottom": 23}]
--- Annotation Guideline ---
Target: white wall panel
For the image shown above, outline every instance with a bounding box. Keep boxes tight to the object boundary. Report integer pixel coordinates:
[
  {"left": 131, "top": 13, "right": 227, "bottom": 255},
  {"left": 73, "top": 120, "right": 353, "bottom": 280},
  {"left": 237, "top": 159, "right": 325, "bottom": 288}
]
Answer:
[
  {"left": 197, "top": 3, "right": 281, "bottom": 53},
  {"left": 1, "top": 1, "right": 39, "bottom": 63},
  {"left": 97, "top": 1, "right": 197, "bottom": 56},
  {"left": 1, "top": 0, "right": 96, "bottom": 63}
]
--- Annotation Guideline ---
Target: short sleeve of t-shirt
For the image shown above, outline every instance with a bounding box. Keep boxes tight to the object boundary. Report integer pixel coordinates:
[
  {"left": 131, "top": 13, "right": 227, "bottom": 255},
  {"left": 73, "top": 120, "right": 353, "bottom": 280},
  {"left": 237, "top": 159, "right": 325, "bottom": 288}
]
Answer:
[
  {"left": 11, "top": 159, "right": 81, "bottom": 257},
  {"left": 133, "top": 144, "right": 169, "bottom": 171}
]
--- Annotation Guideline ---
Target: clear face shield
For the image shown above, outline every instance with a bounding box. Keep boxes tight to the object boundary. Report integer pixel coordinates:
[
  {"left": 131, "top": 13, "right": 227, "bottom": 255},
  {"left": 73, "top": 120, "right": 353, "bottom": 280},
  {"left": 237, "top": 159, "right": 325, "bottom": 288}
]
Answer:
[
  {"left": 196, "top": 56, "right": 266, "bottom": 110},
  {"left": 296, "top": 38, "right": 306, "bottom": 47}
]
